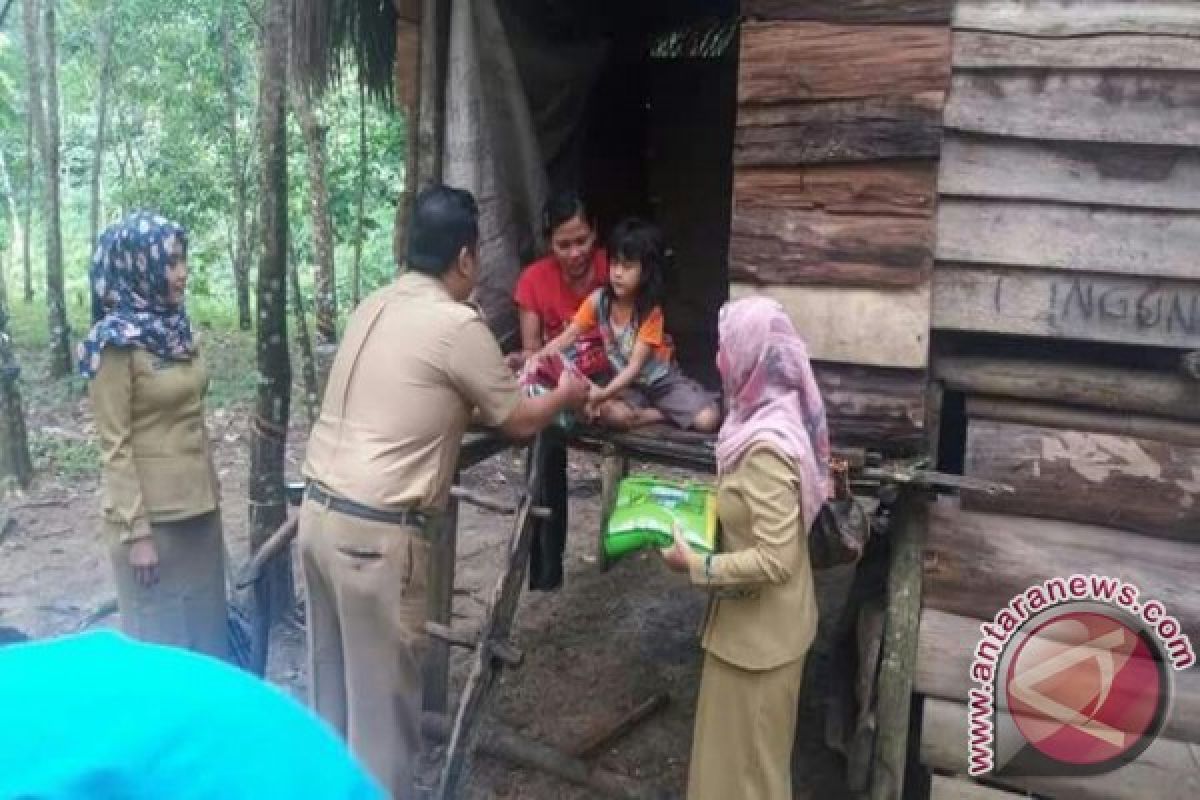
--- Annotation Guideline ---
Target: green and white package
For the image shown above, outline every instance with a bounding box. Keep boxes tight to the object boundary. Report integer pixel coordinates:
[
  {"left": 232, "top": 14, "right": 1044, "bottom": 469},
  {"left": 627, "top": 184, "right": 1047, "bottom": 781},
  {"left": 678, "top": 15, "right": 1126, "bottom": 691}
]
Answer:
[{"left": 603, "top": 475, "right": 718, "bottom": 561}]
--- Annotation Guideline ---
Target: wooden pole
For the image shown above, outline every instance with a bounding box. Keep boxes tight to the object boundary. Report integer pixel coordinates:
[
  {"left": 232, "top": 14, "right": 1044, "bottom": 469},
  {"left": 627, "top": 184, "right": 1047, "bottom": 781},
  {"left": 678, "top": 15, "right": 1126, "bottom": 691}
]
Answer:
[
  {"left": 868, "top": 490, "right": 928, "bottom": 800},
  {"left": 422, "top": 712, "right": 675, "bottom": 800},
  {"left": 597, "top": 444, "right": 628, "bottom": 571},
  {"left": 423, "top": 469, "right": 459, "bottom": 715}
]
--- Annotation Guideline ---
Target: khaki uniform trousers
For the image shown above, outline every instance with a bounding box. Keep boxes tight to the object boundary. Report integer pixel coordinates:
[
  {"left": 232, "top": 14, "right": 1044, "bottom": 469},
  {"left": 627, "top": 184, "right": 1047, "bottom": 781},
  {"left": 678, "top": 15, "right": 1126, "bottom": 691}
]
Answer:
[
  {"left": 107, "top": 510, "right": 230, "bottom": 663},
  {"left": 298, "top": 497, "right": 430, "bottom": 800},
  {"left": 687, "top": 650, "right": 808, "bottom": 800}
]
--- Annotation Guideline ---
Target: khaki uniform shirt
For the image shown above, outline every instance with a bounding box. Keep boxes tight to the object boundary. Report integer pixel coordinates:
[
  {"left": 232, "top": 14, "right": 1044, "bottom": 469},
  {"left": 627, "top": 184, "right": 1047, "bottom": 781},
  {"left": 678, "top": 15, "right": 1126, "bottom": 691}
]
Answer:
[
  {"left": 303, "top": 272, "right": 521, "bottom": 513},
  {"left": 90, "top": 348, "right": 219, "bottom": 542},
  {"left": 690, "top": 445, "right": 818, "bottom": 670}
]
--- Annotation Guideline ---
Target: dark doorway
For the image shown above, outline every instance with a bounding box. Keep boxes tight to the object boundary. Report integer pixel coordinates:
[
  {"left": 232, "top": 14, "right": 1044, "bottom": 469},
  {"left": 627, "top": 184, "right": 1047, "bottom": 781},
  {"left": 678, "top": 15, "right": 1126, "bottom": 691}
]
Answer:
[{"left": 504, "top": 1, "right": 740, "bottom": 390}]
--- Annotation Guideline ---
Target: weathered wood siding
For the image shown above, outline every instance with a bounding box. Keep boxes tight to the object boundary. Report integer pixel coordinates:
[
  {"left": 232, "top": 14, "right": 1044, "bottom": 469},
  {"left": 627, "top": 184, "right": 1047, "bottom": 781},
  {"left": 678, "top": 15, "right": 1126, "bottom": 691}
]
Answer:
[
  {"left": 734, "top": 4, "right": 953, "bottom": 452},
  {"left": 932, "top": 1, "right": 1200, "bottom": 349}
]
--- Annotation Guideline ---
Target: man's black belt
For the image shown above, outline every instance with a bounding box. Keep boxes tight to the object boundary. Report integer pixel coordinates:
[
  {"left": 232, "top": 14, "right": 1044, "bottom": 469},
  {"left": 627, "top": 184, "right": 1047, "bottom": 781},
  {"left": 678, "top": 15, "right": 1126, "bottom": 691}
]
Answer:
[{"left": 305, "top": 482, "right": 431, "bottom": 532}]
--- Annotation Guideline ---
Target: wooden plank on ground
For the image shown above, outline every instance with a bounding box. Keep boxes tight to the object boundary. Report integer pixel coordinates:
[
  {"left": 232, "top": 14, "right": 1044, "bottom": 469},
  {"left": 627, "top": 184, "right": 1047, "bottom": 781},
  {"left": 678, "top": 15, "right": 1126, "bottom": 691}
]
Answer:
[
  {"left": 929, "top": 775, "right": 1028, "bottom": 800},
  {"left": 954, "top": 0, "right": 1200, "bottom": 37},
  {"left": 962, "top": 418, "right": 1200, "bottom": 542},
  {"left": 953, "top": 30, "right": 1200, "bottom": 70},
  {"left": 934, "top": 356, "right": 1200, "bottom": 422},
  {"left": 944, "top": 73, "right": 1200, "bottom": 146},
  {"left": 923, "top": 500, "right": 1200, "bottom": 632},
  {"left": 736, "top": 93, "right": 945, "bottom": 166},
  {"left": 936, "top": 200, "right": 1200, "bottom": 278},
  {"left": 739, "top": 22, "right": 950, "bottom": 104},
  {"left": 734, "top": 163, "right": 937, "bottom": 216},
  {"left": 916, "top": 609, "right": 1200, "bottom": 742},
  {"left": 814, "top": 362, "right": 927, "bottom": 454},
  {"left": 744, "top": 0, "right": 953, "bottom": 24},
  {"left": 921, "top": 698, "right": 1200, "bottom": 800},
  {"left": 932, "top": 265, "right": 1200, "bottom": 350},
  {"left": 939, "top": 135, "right": 1200, "bottom": 211},
  {"left": 731, "top": 283, "right": 930, "bottom": 368},
  {"left": 731, "top": 206, "right": 931, "bottom": 288}
]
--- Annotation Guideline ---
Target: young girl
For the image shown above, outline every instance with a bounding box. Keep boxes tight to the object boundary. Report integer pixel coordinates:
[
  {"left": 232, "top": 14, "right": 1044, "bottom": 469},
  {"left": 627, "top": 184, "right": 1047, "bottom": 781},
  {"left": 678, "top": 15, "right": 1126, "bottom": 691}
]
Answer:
[{"left": 538, "top": 218, "right": 719, "bottom": 432}]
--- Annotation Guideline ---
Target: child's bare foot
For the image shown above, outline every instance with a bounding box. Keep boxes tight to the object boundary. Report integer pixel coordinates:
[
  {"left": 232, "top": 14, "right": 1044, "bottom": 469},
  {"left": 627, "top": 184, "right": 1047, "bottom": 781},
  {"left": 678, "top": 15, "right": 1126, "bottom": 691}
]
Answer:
[
  {"left": 690, "top": 404, "right": 720, "bottom": 433},
  {"left": 597, "top": 400, "right": 637, "bottom": 430}
]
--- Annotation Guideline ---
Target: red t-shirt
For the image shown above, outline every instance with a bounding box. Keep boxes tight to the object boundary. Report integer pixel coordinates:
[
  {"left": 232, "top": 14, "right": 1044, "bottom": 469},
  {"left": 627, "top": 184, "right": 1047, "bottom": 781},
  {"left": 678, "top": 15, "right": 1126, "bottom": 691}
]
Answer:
[{"left": 513, "top": 248, "right": 609, "bottom": 342}]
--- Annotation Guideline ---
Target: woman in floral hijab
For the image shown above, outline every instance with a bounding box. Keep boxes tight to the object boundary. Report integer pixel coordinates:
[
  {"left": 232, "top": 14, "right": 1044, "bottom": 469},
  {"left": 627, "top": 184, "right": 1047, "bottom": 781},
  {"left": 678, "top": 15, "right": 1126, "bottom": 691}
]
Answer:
[
  {"left": 662, "top": 296, "right": 830, "bottom": 800},
  {"left": 79, "top": 211, "right": 230, "bottom": 662}
]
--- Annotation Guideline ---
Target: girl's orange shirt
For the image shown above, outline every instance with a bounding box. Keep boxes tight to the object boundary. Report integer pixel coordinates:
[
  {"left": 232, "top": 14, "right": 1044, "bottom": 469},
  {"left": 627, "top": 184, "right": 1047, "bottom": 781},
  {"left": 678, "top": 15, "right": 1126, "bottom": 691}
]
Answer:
[{"left": 572, "top": 293, "right": 674, "bottom": 364}]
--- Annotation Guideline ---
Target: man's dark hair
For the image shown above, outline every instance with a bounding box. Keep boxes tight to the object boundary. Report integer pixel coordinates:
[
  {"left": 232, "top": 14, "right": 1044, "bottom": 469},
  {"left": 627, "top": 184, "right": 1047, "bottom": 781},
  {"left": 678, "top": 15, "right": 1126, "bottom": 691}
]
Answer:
[
  {"left": 541, "top": 188, "right": 590, "bottom": 239},
  {"left": 606, "top": 217, "right": 667, "bottom": 319},
  {"left": 406, "top": 185, "right": 480, "bottom": 275}
]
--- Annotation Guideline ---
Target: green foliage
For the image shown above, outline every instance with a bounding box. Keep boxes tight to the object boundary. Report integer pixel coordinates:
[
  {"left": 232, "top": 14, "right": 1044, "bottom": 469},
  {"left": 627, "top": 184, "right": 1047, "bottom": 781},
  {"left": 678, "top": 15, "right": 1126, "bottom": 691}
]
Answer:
[
  {"left": 29, "top": 430, "right": 99, "bottom": 478},
  {"left": 1, "top": 0, "right": 407, "bottom": 334}
]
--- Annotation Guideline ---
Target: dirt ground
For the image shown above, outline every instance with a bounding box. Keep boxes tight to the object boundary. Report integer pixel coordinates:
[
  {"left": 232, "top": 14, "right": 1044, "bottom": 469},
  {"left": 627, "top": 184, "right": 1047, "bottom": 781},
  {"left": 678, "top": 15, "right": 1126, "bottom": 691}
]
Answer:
[{"left": 1, "top": 384, "right": 857, "bottom": 799}]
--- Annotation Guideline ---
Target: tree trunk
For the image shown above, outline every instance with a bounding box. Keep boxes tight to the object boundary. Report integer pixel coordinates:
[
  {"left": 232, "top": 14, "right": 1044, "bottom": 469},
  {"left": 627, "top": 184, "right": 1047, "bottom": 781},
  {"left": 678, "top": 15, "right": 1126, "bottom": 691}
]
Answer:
[
  {"left": 352, "top": 82, "right": 366, "bottom": 306},
  {"left": 287, "top": 252, "right": 319, "bottom": 428},
  {"left": 89, "top": 14, "right": 116, "bottom": 248},
  {"left": 249, "top": 0, "right": 292, "bottom": 629},
  {"left": 221, "top": 6, "right": 252, "bottom": 332},
  {"left": 32, "top": 0, "right": 69, "bottom": 377},
  {"left": 0, "top": 151, "right": 23, "bottom": 313},
  {"left": 20, "top": 0, "right": 37, "bottom": 306},
  {"left": 0, "top": 309, "right": 32, "bottom": 492},
  {"left": 294, "top": 88, "right": 337, "bottom": 344}
]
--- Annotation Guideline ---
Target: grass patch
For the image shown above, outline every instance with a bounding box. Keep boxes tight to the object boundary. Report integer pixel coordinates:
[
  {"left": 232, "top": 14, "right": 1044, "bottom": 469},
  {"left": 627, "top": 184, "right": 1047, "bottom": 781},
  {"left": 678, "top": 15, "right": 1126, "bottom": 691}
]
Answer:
[{"left": 29, "top": 431, "right": 100, "bottom": 479}]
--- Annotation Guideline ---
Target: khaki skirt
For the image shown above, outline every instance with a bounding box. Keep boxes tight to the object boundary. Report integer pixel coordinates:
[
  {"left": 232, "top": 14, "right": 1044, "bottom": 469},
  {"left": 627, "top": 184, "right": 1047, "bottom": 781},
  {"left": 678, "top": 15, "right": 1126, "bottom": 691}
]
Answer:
[
  {"left": 107, "top": 510, "right": 230, "bottom": 662},
  {"left": 688, "top": 650, "right": 807, "bottom": 800}
]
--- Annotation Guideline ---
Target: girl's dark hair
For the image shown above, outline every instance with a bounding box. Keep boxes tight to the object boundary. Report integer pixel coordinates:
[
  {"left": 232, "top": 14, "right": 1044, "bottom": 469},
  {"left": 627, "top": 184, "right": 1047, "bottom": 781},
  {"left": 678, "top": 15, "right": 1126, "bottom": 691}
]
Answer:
[
  {"left": 542, "top": 188, "right": 589, "bottom": 239},
  {"left": 606, "top": 217, "right": 667, "bottom": 319}
]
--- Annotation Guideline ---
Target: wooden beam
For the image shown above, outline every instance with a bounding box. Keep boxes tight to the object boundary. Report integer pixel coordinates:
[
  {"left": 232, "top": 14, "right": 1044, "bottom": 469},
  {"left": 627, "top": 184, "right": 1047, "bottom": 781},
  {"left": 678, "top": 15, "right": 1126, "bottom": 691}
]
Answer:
[
  {"left": 868, "top": 493, "right": 928, "bottom": 800},
  {"left": 966, "top": 396, "right": 1200, "bottom": 447},
  {"left": 739, "top": 22, "right": 950, "bottom": 104},
  {"left": 916, "top": 609, "right": 1200, "bottom": 742},
  {"left": 939, "top": 135, "right": 1200, "bottom": 211},
  {"left": 734, "top": 163, "right": 937, "bottom": 217},
  {"left": 736, "top": 94, "right": 946, "bottom": 166},
  {"left": 423, "top": 477, "right": 458, "bottom": 714},
  {"left": 953, "top": 30, "right": 1200, "bottom": 70},
  {"left": 921, "top": 697, "right": 1200, "bottom": 800},
  {"left": 923, "top": 500, "right": 1200, "bottom": 634},
  {"left": 731, "top": 283, "right": 930, "bottom": 369},
  {"left": 743, "top": 0, "right": 953, "bottom": 24},
  {"left": 937, "top": 199, "right": 1200, "bottom": 280},
  {"left": 814, "top": 363, "right": 927, "bottom": 455},
  {"left": 730, "top": 206, "right": 931, "bottom": 289},
  {"left": 962, "top": 417, "right": 1200, "bottom": 542},
  {"left": 934, "top": 356, "right": 1200, "bottom": 421},
  {"left": 953, "top": 1, "right": 1200, "bottom": 37},
  {"left": 933, "top": 265, "right": 1200, "bottom": 350},
  {"left": 944, "top": 72, "right": 1200, "bottom": 147}
]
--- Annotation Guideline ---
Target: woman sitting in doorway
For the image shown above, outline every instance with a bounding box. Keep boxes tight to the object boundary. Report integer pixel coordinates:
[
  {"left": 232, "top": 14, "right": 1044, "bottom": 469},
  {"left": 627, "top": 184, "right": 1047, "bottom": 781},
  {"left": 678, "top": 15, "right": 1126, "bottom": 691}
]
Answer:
[
  {"left": 78, "top": 211, "right": 230, "bottom": 662},
  {"left": 660, "top": 295, "right": 830, "bottom": 800},
  {"left": 538, "top": 217, "right": 719, "bottom": 433},
  {"left": 510, "top": 189, "right": 610, "bottom": 591}
]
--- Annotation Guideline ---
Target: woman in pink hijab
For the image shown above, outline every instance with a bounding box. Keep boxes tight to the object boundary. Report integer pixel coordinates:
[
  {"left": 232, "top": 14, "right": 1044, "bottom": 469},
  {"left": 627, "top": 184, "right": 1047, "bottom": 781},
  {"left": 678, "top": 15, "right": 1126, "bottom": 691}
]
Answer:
[{"left": 662, "top": 295, "right": 830, "bottom": 800}]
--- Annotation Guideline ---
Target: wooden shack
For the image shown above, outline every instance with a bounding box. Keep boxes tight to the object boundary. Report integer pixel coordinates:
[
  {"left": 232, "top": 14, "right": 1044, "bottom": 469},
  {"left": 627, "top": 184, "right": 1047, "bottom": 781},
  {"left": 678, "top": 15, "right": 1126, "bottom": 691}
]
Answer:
[{"left": 296, "top": 1, "right": 1200, "bottom": 798}]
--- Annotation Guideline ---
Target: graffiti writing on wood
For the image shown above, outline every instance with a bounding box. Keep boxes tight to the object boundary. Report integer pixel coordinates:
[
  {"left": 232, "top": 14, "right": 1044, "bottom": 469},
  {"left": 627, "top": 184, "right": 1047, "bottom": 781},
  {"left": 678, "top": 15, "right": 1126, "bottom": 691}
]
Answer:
[{"left": 1048, "top": 277, "right": 1200, "bottom": 339}]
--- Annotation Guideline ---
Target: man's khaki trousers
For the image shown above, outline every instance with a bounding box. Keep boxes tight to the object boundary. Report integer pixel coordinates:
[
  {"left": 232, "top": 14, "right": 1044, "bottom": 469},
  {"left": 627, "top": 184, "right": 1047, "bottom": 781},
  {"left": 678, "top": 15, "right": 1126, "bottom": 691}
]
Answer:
[{"left": 298, "top": 498, "right": 430, "bottom": 800}]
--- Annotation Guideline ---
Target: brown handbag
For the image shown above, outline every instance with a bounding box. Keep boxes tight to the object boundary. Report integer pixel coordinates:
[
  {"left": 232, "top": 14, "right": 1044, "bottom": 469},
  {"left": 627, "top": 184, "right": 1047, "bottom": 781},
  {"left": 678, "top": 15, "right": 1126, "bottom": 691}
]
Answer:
[{"left": 808, "top": 457, "right": 870, "bottom": 570}]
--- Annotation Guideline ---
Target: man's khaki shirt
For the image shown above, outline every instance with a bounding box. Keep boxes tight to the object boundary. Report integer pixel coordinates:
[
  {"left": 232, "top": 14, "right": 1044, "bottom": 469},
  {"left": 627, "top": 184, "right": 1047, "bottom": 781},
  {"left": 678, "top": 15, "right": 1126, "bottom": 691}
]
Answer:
[{"left": 303, "top": 272, "right": 520, "bottom": 513}]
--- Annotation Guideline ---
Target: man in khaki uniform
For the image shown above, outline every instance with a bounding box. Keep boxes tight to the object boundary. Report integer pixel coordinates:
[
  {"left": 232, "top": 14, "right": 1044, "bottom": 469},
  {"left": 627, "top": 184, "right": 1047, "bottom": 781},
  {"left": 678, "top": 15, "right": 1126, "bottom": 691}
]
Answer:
[{"left": 298, "top": 185, "right": 588, "bottom": 799}]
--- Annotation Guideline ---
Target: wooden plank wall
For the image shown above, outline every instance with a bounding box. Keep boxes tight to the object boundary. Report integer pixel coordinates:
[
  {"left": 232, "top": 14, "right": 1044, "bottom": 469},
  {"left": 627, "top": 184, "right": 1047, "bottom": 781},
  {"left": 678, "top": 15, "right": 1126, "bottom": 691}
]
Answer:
[
  {"left": 920, "top": 4, "right": 1200, "bottom": 796},
  {"left": 733, "top": 1, "right": 954, "bottom": 454}
]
